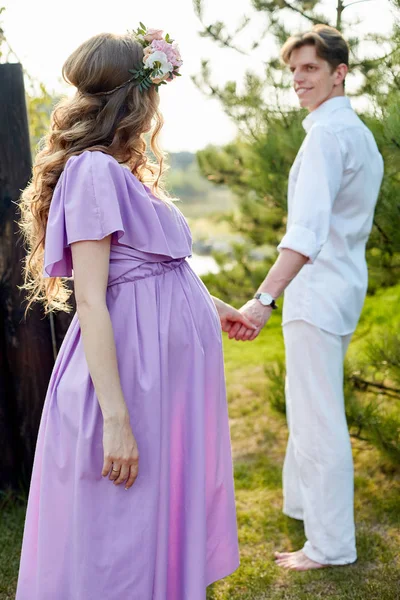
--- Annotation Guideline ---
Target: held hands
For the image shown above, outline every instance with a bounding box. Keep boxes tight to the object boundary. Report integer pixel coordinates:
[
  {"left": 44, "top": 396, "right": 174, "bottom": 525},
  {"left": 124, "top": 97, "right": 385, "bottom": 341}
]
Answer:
[
  {"left": 212, "top": 296, "right": 257, "bottom": 341},
  {"left": 229, "top": 299, "right": 273, "bottom": 342},
  {"left": 102, "top": 413, "right": 139, "bottom": 490}
]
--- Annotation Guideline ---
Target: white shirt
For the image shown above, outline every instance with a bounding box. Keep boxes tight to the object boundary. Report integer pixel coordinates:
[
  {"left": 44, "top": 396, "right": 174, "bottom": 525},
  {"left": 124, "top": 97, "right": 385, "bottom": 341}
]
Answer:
[{"left": 278, "top": 97, "right": 384, "bottom": 335}]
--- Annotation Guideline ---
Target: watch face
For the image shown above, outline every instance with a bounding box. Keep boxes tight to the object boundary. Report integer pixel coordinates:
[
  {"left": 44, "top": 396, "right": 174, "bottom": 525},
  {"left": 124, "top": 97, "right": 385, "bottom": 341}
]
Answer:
[{"left": 259, "top": 293, "right": 273, "bottom": 306}]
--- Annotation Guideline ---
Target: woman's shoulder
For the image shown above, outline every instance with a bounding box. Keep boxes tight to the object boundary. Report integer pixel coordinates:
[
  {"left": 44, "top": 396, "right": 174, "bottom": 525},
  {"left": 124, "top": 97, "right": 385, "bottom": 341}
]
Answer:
[
  {"left": 64, "top": 149, "right": 119, "bottom": 172},
  {"left": 63, "top": 150, "right": 147, "bottom": 191}
]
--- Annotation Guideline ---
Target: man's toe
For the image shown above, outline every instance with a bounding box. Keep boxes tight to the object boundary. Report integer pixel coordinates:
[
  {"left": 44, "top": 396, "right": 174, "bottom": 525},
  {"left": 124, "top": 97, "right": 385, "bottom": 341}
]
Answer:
[{"left": 274, "top": 551, "right": 290, "bottom": 559}]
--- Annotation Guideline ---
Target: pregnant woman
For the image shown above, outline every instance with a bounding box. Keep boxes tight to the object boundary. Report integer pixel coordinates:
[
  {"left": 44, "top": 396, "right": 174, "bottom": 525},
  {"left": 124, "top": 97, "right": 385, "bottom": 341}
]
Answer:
[{"left": 16, "top": 26, "right": 254, "bottom": 600}]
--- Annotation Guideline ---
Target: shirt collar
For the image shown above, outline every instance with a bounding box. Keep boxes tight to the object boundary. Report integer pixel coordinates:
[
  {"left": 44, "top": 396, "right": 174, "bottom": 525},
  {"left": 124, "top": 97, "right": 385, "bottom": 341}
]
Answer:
[{"left": 302, "top": 96, "right": 351, "bottom": 132}]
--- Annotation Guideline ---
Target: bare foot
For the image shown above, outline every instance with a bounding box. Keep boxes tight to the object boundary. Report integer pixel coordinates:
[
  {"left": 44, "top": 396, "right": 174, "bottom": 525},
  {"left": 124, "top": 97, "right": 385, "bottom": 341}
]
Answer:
[{"left": 274, "top": 549, "right": 329, "bottom": 571}]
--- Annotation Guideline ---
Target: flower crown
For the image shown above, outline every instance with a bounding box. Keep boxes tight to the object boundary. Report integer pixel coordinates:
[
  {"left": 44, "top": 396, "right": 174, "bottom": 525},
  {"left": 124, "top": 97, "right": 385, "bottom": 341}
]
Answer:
[
  {"left": 87, "top": 24, "right": 182, "bottom": 97},
  {"left": 128, "top": 23, "right": 183, "bottom": 92}
]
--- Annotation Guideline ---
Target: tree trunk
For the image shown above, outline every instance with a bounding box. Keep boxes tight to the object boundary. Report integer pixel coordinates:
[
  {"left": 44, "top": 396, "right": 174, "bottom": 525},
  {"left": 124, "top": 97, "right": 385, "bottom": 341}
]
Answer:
[{"left": 0, "top": 63, "right": 55, "bottom": 490}]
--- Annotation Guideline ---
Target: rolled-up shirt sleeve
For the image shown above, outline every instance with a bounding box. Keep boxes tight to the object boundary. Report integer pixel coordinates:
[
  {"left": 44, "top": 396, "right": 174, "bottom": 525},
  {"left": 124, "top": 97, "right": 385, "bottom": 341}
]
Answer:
[{"left": 278, "top": 124, "right": 344, "bottom": 263}]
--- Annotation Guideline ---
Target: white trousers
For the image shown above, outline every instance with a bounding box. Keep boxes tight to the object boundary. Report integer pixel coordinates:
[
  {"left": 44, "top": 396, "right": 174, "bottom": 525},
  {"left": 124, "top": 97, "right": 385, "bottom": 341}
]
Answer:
[{"left": 282, "top": 320, "right": 357, "bottom": 565}]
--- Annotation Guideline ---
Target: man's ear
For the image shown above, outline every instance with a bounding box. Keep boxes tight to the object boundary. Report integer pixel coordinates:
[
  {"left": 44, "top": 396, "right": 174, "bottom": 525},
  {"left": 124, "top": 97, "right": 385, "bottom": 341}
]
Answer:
[{"left": 335, "top": 63, "right": 348, "bottom": 86}]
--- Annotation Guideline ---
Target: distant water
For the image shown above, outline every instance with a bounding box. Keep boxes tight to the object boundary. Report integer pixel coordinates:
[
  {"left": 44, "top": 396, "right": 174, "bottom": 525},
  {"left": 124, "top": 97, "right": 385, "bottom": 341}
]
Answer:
[{"left": 187, "top": 254, "right": 219, "bottom": 276}]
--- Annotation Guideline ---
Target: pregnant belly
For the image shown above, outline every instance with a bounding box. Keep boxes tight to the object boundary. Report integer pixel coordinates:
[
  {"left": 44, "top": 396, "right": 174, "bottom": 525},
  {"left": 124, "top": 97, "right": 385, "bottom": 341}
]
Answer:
[{"left": 173, "top": 261, "right": 222, "bottom": 351}]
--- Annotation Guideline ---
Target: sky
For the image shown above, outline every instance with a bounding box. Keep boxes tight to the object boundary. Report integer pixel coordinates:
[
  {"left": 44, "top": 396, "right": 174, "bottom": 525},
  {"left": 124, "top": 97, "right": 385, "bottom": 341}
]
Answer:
[{"left": 2, "top": 0, "right": 397, "bottom": 152}]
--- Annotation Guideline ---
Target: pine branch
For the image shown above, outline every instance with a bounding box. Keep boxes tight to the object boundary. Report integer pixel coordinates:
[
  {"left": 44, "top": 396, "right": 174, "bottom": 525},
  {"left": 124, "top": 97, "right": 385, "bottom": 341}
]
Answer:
[
  {"left": 192, "top": 0, "right": 203, "bottom": 20},
  {"left": 193, "top": 0, "right": 248, "bottom": 53},
  {"left": 343, "top": 0, "right": 373, "bottom": 8},
  {"left": 200, "top": 24, "right": 248, "bottom": 55},
  {"left": 277, "top": 1, "right": 329, "bottom": 26},
  {"left": 373, "top": 218, "right": 394, "bottom": 250},
  {"left": 349, "top": 374, "right": 400, "bottom": 398},
  {"left": 392, "top": 137, "right": 400, "bottom": 150},
  {"left": 351, "top": 45, "right": 400, "bottom": 69},
  {"left": 350, "top": 432, "right": 371, "bottom": 443}
]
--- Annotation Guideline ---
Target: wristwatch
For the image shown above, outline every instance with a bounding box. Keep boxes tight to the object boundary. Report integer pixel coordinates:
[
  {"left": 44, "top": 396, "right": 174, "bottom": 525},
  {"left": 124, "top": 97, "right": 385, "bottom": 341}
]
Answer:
[{"left": 253, "top": 292, "right": 278, "bottom": 310}]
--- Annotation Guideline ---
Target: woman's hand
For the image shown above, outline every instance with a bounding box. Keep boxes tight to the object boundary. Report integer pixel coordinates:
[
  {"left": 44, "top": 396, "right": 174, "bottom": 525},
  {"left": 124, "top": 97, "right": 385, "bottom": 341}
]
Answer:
[
  {"left": 212, "top": 296, "right": 257, "bottom": 339},
  {"left": 101, "top": 414, "right": 139, "bottom": 490}
]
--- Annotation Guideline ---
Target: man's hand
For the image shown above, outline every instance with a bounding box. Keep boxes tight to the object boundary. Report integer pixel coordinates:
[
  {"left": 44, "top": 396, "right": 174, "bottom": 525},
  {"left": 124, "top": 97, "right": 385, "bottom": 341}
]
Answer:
[
  {"left": 212, "top": 296, "right": 257, "bottom": 340},
  {"left": 228, "top": 299, "right": 273, "bottom": 341}
]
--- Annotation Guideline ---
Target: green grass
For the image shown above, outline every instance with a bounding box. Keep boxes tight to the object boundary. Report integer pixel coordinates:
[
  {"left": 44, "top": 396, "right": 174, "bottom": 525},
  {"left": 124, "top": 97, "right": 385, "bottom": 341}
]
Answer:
[
  {"left": 0, "top": 492, "right": 26, "bottom": 600},
  {"left": 1, "top": 296, "right": 400, "bottom": 599}
]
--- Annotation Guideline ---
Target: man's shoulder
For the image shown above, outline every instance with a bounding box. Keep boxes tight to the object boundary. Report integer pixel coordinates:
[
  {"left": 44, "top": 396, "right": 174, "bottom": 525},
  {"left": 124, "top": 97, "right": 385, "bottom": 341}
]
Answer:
[{"left": 318, "top": 108, "right": 367, "bottom": 136}]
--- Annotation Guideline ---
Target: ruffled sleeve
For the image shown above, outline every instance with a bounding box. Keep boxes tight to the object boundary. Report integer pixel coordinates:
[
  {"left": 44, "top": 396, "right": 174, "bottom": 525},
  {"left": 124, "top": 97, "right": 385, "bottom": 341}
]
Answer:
[
  {"left": 44, "top": 150, "right": 192, "bottom": 278},
  {"left": 43, "top": 151, "right": 125, "bottom": 277}
]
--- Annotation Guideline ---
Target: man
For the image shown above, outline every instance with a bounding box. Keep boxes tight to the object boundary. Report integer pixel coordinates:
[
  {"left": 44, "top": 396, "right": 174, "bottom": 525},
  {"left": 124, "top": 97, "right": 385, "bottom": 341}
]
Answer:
[{"left": 229, "top": 25, "right": 384, "bottom": 571}]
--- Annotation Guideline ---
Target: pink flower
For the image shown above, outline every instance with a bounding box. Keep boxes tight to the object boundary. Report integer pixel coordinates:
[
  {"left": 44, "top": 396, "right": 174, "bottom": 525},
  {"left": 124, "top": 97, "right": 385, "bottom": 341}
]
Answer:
[
  {"left": 150, "top": 39, "right": 183, "bottom": 69},
  {"left": 144, "top": 28, "right": 164, "bottom": 42}
]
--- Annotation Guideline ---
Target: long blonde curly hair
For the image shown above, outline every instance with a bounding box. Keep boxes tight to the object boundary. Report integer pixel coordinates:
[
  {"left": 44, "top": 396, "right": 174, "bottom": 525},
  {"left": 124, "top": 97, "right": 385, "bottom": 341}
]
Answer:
[{"left": 19, "top": 32, "right": 169, "bottom": 315}]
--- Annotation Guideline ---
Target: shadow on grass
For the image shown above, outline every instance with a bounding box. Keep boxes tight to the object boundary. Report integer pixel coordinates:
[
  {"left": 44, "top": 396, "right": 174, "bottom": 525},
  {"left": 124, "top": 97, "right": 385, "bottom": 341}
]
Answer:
[
  {"left": 234, "top": 453, "right": 282, "bottom": 492},
  {"left": 355, "top": 471, "right": 400, "bottom": 527},
  {"left": 356, "top": 526, "right": 395, "bottom": 563}
]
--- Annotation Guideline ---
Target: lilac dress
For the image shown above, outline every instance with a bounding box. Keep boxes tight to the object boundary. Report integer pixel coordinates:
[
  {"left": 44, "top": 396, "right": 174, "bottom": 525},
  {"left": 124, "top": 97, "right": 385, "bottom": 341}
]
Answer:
[{"left": 16, "top": 151, "right": 239, "bottom": 600}]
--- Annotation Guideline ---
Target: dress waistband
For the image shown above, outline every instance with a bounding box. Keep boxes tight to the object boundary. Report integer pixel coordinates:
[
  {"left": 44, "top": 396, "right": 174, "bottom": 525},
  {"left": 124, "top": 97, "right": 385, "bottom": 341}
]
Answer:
[{"left": 107, "top": 256, "right": 187, "bottom": 287}]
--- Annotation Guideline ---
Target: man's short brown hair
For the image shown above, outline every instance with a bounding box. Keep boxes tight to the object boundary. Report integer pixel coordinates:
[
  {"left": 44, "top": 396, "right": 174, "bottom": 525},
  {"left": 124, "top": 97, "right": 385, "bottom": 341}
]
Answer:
[{"left": 281, "top": 24, "right": 349, "bottom": 72}]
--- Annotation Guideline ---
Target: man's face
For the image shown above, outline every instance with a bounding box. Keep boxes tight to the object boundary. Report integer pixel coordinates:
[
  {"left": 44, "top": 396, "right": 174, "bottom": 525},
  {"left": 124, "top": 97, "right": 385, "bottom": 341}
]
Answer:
[{"left": 289, "top": 45, "right": 345, "bottom": 112}]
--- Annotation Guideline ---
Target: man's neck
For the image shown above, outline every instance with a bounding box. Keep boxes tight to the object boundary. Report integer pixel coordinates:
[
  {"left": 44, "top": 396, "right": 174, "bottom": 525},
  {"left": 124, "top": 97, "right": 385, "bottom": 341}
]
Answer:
[{"left": 309, "top": 90, "right": 345, "bottom": 113}]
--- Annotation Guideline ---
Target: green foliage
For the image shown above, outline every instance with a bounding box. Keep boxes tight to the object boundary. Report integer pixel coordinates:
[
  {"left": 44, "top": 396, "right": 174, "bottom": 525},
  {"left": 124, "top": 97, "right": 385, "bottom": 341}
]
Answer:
[
  {"left": 359, "top": 95, "right": 400, "bottom": 290},
  {"left": 344, "top": 287, "right": 400, "bottom": 463},
  {"left": 128, "top": 68, "right": 154, "bottom": 92},
  {"left": 167, "top": 152, "right": 225, "bottom": 202},
  {"left": 26, "top": 84, "right": 59, "bottom": 157},
  {"left": 163, "top": 152, "right": 235, "bottom": 219},
  {"left": 198, "top": 112, "right": 304, "bottom": 300},
  {"left": 0, "top": 490, "right": 26, "bottom": 600},
  {"left": 264, "top": 360, "right": 286, "bottom": 414},
  {"left": 196, "top": 110, "right": 304, "bottom": 277},
  {"left": 202, "top": 255, "right": 274, "bottom": 306}
]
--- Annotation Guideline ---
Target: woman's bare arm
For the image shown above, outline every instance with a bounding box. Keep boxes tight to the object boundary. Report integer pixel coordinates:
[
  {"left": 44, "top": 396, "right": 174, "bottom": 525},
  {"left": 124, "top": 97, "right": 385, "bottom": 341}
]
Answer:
[
  {"left": 71, "top": 236, "right": 139, "bottom": 489},
  {"left": 71, "top": 236, "right": 127, "bottom": 421}
]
